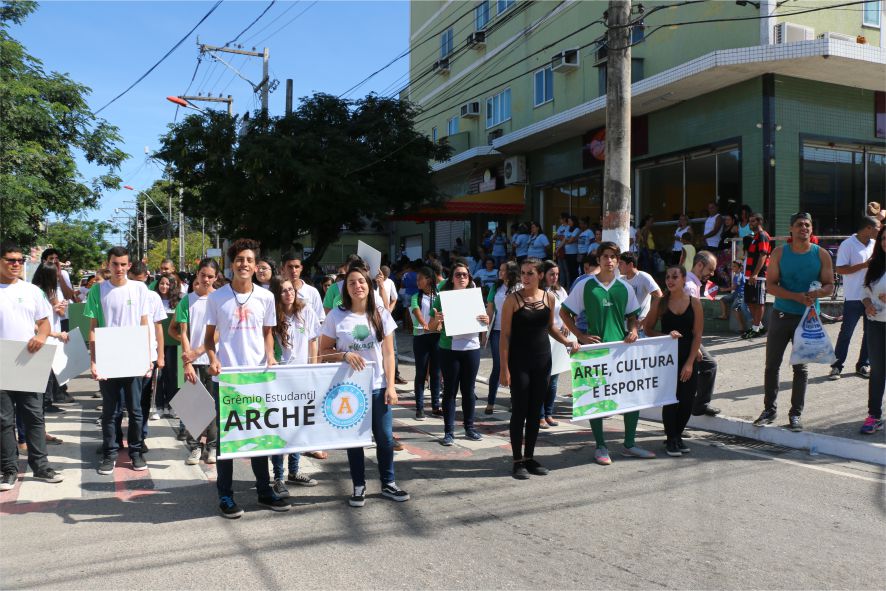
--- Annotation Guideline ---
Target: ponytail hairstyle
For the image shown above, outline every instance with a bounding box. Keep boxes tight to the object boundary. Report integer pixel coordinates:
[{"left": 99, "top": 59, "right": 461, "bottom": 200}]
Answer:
[
  {"left": 416, "top": 265, "right": 438, "bottom": 314},
  {"left": 657, "top": 265, "right": 687, "bottom": 319},
  {"left": 493, "top": 260, "right": 519, "bottom": 295},
  {"left": 340, "top": 268, "right": 384, "bottom": 342}
]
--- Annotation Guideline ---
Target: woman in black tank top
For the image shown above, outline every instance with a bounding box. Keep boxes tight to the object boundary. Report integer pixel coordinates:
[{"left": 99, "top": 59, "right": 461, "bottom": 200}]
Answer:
[
  {"left": 644, "top": 265, "right": 704, "bottom": 457},
  {"left": 500, "top": 258, "right": 579, "bottom": 479}
]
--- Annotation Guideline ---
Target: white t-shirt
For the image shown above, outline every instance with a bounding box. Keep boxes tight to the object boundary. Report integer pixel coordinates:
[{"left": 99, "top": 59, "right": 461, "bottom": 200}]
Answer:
[
  {"left": 278, "top": 307, "right": 321, "bottom": 365},
  {"left": 491, "top": 284, "right": 511, "bottom": 331},
  {"left": 86, "top": 280, "right": 151, "bottom": 328},
  {"left": 837, "top": 234, "right": 875, "bottom": 301},
  {"left": 59, "top": 269, "right": 75, "bottom": 318},
  {"left": 205, "top": 284, "right": 277, "bottom": 367},
  {"left": 183, "top": 292, "right": 211, "bottom": 366},
  {"left": 47, "top": 286, "right": 64, "bottom": 332},
  {"left": 673, "top": 226, "right": 691, "bottom": 252},
  {"left": 146, "top": 290, "right": 167, "bottom": 363},
  {"left": 684, "top": 271, "right": 702, "bottom": 299},
  {"left": 321, "top": 306, "right": 397, "bottom": 390},
  {"left": 382, "top": 277, "right": 398, "bottom": 308},
  {"left": 295, "top": 281, "right": 326, "bottom": 323},
  {"left": 625, "top": 271, "right": 660, "bottom": 321},
  {"left": 563, "top": 227, "right": 580, "bottom": 255},
  {"left": 704, "top": 215, "right": 721, "bottom": 248},
  {"left": 0, "top": 281, "right": 51, "bottom": 341},
  {"left": 863, "top": 274, "right": 886, "bottom": 322},
  {"left": 549, "top": 286, "right": 568, "bottom": 330}
]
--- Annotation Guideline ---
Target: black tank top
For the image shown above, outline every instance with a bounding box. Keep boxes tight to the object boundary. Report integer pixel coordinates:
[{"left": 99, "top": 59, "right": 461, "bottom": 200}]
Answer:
[
  {"left": 509, "top": 291, "right": 552, "bottom": 365},
  {"left": 661, "top": 298, "right": 695, "bottom": 365}
]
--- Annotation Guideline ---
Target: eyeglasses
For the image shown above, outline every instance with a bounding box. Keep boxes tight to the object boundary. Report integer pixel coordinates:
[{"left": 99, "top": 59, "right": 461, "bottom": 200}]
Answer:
[
  {"left": 3, "top": 258, "right": 24, "bottom": 265},
  {"left": 453, "top": 272, "right": 470, "bottom": 278}
]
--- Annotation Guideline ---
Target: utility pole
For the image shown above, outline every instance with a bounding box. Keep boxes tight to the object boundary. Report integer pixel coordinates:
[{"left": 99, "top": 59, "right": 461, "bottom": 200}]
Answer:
[
  {"left": 143, "top": 199, "right": 148, "bottom": 261},
  {"left": 178, "top": 187, "right": 185, "bottom": 271},
  {"left": 179, "top": 94, "right": 233, "bottom": 116},
  {"left": 167, "top": 191, "right": 173, "bottom": 261},
  {"left": 602, "top": 0, "right": 632, "bottom": 252},
  {"left": 285, "top": 79, "right": 293, "bottom": 115},
  {"left": 198, "top": 43, "right": 271, "bottom": 114}
]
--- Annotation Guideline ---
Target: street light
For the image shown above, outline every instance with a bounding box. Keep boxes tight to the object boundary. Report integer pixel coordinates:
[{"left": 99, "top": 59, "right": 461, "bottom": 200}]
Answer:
[{"left": 166, "top": 95, "right": 208, "bottom": 114}]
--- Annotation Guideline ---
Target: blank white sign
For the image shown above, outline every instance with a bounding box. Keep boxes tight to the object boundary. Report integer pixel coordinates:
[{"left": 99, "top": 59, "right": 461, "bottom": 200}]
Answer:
[
  {"left": 51, "top": 331, "right": 91, "bottom": 385},
  {"left": 0, "top": 339, "right": 57, "bottom": 393},
  {"left": 95, "top": 325, "right": 151, "bottom": 379},
  {"left": 357, "top": 240, "right": 382, "bottom": 278},
  {"left": 439, "top": 288, "right": 487, "bottom": 337},
  {"left": 170, "top": 378, "right": 217, "bottom": 438},
  {"left": 550, "top": 336, "right": 572, "bottom": 376}
]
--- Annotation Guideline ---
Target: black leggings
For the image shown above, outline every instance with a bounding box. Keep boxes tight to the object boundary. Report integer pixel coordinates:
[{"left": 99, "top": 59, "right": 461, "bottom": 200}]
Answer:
[
  {"left": 662, "top": 371, "right": 697, "bottom": 439},
  {"left": 508, "top": 358, "right": 551, "bottom": 461}
]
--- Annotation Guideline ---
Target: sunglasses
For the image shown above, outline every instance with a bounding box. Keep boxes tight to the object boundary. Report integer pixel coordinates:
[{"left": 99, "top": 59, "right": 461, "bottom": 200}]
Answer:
[
  {"left": 3, "top": 257, "right": 24, "bottom": 265},
  {"left": 452, "top": 272, "right": 470, "bottom": 278}
]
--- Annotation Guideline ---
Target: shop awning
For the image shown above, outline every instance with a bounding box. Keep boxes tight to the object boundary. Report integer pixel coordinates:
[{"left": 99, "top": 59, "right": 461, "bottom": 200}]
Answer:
[{"left": 391, "top": 186, "right": 525, "bottom": 221}]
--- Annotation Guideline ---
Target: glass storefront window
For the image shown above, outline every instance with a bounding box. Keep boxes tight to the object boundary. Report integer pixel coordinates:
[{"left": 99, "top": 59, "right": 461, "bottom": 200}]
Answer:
[
  {"left": 685, "top": 154, "right": 716, "bottom": 220},
  {"left": 542, "top": 175, "right": 603, "bottom": 236},
  {"left": 800, "top": 143, "right": 884, "bottom": 236}
]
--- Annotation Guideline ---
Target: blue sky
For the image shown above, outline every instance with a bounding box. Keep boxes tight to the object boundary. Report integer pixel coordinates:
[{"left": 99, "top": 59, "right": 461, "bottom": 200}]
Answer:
[{"left": 14, "top": 0, "right": 410, "bottom": 238}]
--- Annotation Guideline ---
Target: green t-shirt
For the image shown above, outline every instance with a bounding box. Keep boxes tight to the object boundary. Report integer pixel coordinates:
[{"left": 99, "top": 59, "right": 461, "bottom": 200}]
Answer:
[
  {"left": 410, "top": 291, "right": 436, "bottom": 336},
  {"left": 322, "top": 281, "right": 341, "bottom": 310},
  {"left": 561, "top": 276, "right": 640, "bottom": 343},
  {"left": 430, "top": 296, "right": 451, "bottom": 349}
]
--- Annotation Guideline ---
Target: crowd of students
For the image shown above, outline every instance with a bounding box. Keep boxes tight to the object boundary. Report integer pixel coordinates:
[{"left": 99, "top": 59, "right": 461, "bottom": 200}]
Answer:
[{"left": 1, "top": 207, "right": 884, "bottom": 515}]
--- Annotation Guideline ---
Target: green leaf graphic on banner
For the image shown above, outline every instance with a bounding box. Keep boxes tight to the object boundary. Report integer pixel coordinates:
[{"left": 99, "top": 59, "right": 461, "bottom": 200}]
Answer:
[
  {"left": 572, "top": 349, "right": 609, "bottom": 361},
  {"left": 218, "top": 372, "right": 276, "bottom": 384},
  {"left": 574, "top": 399, "right": 618, "bottom": 417},
  {"left": 220, "top": 434, "right": 288, "bottom": 455}
]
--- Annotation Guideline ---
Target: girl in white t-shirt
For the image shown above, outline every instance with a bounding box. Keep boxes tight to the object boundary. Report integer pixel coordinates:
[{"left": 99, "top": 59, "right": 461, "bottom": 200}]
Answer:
[
  {"left": 269, "top": 278, "right": 322, "bottom": 496},
  {"left": 484, "top": 261, "right": 519, "bottom": 415},
  {"left": 154, "top": 274, "right": 181, "bottom": 417},
  {"left": 319, "top": 268, "right": 409, "bottom": 507},
  {"left": 31, "top": 263, "right": 70, "bottom": 423},
  {"left": 541, "top": 260, "right": 570, "bottom": 427}
]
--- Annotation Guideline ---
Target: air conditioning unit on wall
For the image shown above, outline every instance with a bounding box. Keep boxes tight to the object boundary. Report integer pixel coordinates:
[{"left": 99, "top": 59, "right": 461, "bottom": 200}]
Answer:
[
  {"left": 774, "top": 22, "right": 814, "bottom": 44},
  {"left": 460, "top": 101, "right": 480, "bottom": 118},
  {"left": 504, "top": 156, "right": 526, "bottom": 185},
  {"left": 552, "top": 49, "right": 580, "bottom": 72},
  {"left": 467, "top": 31, "right": 486, "bottom": 48},
  {"left": 818, "top": 31, "right": 857, "bottom": 43}
]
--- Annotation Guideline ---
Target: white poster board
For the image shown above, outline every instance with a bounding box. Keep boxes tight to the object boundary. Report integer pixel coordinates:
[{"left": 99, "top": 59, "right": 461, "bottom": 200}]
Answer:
[
  {"left": 95, "top": 325, "right": 151, "bottom": 379},
  {"left": 439, "top": 288, "right": 487, "bottom": 337},
  {"left": 170, "top": 378, "right": 217, "bottom": 438},
  {"left": 357, "top": 240, "right": 382, "bottom": 278},
  {"left": 0, "top": 340, "right": 57, "bottom": 393},
  {"left": 550, "top": 336, "right": 572, "bottom": 376},
  {"left": 51, "top": 331, "right": 91, "bottom": 385}
]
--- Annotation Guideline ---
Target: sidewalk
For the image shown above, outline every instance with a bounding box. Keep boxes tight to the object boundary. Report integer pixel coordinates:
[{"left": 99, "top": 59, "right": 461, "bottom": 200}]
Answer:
[{"left": 394, "top": 321, "right": 886, "bottom": 465}]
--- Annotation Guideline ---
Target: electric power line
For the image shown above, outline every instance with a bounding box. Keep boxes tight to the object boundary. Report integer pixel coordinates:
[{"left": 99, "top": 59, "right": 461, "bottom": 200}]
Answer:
[
  {"left": 225, "top": 0, "right": 276, "bottom": 46},
  {"left": 242, "top": 0, "right": 301, "bottom": 44},
  {"left": 254, "top": 0, "right": 319, "bottom": 46},
  {"left": 95, "top": 0, "right": 224, "bottom": 115}
]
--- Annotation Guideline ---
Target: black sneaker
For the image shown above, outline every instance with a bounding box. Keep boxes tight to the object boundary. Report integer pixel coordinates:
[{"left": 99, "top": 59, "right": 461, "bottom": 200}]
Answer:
[
  {"left": 33, "top": 468, "right": 63, "bottom": 483},
  {"left": 44, "top": 404, "right": 65, "bottom": 414},
  {"left": 381, "top": 482, "right": 410, "bottom": 502},
  {"left": 176, "top": 428, "right": 188, "bottom": 441},
  {"left": 512, "top": 461, "right": 530, "bottom": 480},
  {"left": 753, "top": 409, "right": 776, "bottom": 426},
  {"left": 219, "top": 496, "right": 244, "bottom": 519},
  {"left": 788, "top": 415, "right": 803, "bottom": 432},
  {"left": 702, "top": 405, "right": 721, "bottom": 417},
  {"left": 857, "top": 366, "right": 871, "bottom": 379},
  {"left": 0, "top": 471, "right": 17, "bottom": 491},
  {"left": 257, "top": 495, "right": 291, "bottom": 512},
  {"left": 740, "top": 329, "right": 754, "bottom": 340},
  {"left": 415, "top": 408, "right": 426, "bottom": 421},
  {"left": 140, "top": 440, "right": 150, "bottom": 454},
  {"left": 524, "top": 459, "right": 549, "bottom": 476},
  {"left": 97, "top": 455, "right": 116, "bottom": 475},
  {"left": 349, "top": 485, "right": 366, "bottom": 507},
  {"left": 131, "top": 453, "right": 147, "bottom": 471},
  {"left": 665, "top": 440, "right": 683, "bottom": 457},
  {"left": 287, "top": 472, "right": 318, "bottom": 487},
  {"left": 756, "top": 326, "right": 767, "bottom": 337},
  {"left": 464, "top": 429, "right": 483, "bottom": 441},
  {"left": 676, "top": 438, "right": 690, "bottom": 453}
]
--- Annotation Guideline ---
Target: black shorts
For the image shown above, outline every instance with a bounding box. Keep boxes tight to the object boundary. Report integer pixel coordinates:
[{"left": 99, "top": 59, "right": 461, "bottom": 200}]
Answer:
[{"left": 744, "top": 278, "right": 766, "bottom": 305}]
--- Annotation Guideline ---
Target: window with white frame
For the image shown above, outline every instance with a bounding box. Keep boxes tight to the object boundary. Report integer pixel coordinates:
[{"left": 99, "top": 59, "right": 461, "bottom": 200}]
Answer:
[
  {"left": 534, "top": 66, "right": 553, "bottom": 106},
  {"left": 486, "top": 88, "right": 511, "bottom": 128},
  {"left": 863, "top": 0, "right": 881, "bottom": 26},
  {"left": 497, "top": 0, "right": 515, "bottom": 15},
  {"left": 447, "top": 116, "right": 459, "bottom": 136},
  {"left": 440, "top": 28, "right": 454, "bottom": 58},
  {"left": 475, "top": 1, "right": 490, "bottom": 30},
  {"left": 432, "top": 127, "right": 438, "bottom": 143}
]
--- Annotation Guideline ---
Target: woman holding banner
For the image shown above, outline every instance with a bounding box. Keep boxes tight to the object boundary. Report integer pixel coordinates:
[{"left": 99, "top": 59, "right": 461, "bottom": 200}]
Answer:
[
  {"left": 500, "top": 258, "right": 579, "bottom": 479},
  {"left": 319, "top": 268, "right": 410, "bottom": 508},
  {"left": 269, "top": 278, "right": 321, "bottom": 496},
  {"left": 643, "top": 265, "right": 703, "bottom": 457},
  {"left": 429, "top": 259, "right": 489, "bottom": 446}
]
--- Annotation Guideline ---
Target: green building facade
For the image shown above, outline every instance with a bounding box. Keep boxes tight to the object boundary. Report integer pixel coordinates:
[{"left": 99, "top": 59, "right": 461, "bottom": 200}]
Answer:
[{"left": 401, "top": 0, "right": 885, "bottom": 255}]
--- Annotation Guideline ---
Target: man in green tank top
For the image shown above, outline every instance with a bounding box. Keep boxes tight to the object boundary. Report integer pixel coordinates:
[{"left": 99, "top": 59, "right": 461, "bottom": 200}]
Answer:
[{"left": 754, "top": 213, "right": 834, "bottom": 432}]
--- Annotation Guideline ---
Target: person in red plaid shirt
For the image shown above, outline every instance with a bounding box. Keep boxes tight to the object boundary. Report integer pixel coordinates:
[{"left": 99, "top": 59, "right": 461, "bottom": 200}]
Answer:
[{"left": 742, "top": 213, "right": 772, "bottom": 339}]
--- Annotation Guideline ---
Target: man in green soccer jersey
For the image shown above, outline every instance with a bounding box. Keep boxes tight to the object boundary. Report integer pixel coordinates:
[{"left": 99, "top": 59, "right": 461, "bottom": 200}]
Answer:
[{"left": 560, "top": 241, "right": 656, "bottom": 465}]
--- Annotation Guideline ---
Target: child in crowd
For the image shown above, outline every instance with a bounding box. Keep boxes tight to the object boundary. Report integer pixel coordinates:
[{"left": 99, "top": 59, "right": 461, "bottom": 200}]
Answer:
[{"left": 717, "top": 260, "right": 752, "bottom": 333}]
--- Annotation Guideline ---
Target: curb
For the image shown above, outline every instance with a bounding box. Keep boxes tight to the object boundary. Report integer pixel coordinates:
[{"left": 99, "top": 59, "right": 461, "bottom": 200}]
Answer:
[{"left": 638, "top": 408, "right": 886, "bottom": 466}]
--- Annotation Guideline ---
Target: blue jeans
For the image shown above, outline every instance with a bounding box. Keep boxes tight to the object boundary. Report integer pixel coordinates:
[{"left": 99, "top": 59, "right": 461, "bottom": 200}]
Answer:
[
  {"left": 271, "top": 453, "right": 301, "bottom": 480},
  {"left": 101, "top": 377, "right": 144, "bottom": 456},
  {"left": 488, "top": 330, "right": 501, "bottom": 405},
  {"left": 348, "top": 388, "right": 395, "bottom": 486},
  {"left": 542, "top": 373, "right": 559, "bottom": 418},
  {"left": 440, "top": 347, "right": 481, "bottom": 434},
  {"left": 832, "top": 300, "right": 870, "bottom": 371},
  {"left": 413, "top": 333, "right": 441, "bottom": 411}
]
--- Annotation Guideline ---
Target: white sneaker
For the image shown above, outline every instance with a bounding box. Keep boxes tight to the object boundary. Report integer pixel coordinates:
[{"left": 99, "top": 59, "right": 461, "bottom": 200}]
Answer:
[
  {"left": 149, "top": 409, "right": 160, "bottom": 421},
  {"left": 185, "top": 447, "right": 202, "bottom": 465},
  {"left": 205, "top": 447, "right": 217, "bottom": 464}
]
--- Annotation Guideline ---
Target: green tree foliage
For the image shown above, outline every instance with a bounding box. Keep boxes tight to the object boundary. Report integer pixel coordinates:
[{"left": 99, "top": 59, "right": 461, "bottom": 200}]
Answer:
[
  {"left": 145, "top": 232, "right": 206, "bottom": 273},
  {"left": 44, "top": 219, "right": 111, "bottom": 276},
  {"left": 0, "top": 2, "right": 127, "bottom": 245},
  {"left": 154, "top": 93, "right": 449, "bottom": 266}
]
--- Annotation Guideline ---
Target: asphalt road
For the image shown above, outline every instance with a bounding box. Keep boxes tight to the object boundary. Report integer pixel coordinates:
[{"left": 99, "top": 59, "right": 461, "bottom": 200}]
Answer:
[{"left": 2, "top": 382, "right": 884, "bottom": 590}]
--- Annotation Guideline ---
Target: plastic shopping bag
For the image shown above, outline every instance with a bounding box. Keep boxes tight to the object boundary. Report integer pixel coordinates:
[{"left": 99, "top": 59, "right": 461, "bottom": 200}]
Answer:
[{"left": 789, "top": 305, "right": 836, "bottom": 365}]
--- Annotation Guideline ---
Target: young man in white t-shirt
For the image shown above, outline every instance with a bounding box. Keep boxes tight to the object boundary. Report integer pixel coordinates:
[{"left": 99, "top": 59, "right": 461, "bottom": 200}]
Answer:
[
  {"left": 205, "top": 238, "right": 287, "bottom": 518},
  {"left": 281, "top": 254, "right": 325, "bottom": 323},
  {"left": 0, "top": 242, "right": 64, "bottom": 490},
  {"left": 617, "top": 252, "right": 662, "bottom": 325},
  {"left": 84, "top": 246, "right": 152, "bottom": 475},
  {"left": 830, "top": 216, "right": 880, "bottom": 380}
]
